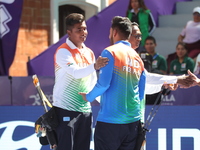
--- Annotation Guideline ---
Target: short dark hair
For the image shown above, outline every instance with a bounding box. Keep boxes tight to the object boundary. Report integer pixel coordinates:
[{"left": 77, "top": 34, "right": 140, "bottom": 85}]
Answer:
[
  {"left": 145, "top": 36, "right": 156, "bottom": 44},
  {"left": 111, "top": 16, "right": 132, "bottom": 39},
  {"left": 132, "top": 22, "right": 139, "bottom": 27},
  {"left": 65, "top": 13, "right": 85, "bottom": 30},
  {"left": 176, "top": 42, "right": 187, "bottom": 50}
]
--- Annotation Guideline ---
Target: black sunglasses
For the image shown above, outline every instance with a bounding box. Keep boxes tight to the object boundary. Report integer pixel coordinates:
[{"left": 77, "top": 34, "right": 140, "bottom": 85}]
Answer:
[
  {"left": 193, "top": 12, "right": 200, "bottom": 16},
  {"left": 131, "top": 34, "right": 142, "bottom": 39}
]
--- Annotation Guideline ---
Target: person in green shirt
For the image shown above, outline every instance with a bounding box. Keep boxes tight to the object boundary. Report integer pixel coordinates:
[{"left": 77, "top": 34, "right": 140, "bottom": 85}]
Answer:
[
  {"left": 170, "top": 42, "right": 195, "bottom": 75},
  {"left": 144, "top": 36, "right": 167, "bottom": 75},
  {"left": 144, "top": 36, "right": 168, "bottom": 105},
  {"left": 126, "top": 0, "right": 156, "bottom": 52}
]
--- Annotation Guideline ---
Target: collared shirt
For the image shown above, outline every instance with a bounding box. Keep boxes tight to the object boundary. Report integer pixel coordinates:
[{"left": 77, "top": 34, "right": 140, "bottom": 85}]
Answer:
[
  {"left": 151, "top": 53, "right": 167, "bottom": 74},
  {"left": 170, "top": 56, "right": 194, "bottom": 74},
  {"left": 53, "top": 38, "right": 97, "bottom": 112}
]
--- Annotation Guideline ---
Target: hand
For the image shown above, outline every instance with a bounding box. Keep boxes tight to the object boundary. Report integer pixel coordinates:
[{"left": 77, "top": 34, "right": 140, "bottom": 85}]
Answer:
[
  {"left": 51, "top": 144, "right": 57, "bottom": 149},
  {"left": 163, "top": 83, "right": 178, "bottom": 91},
  {"left": 176, "top": 74, "right": 193, "bottom": 88},
  {"left": 94, "top": 56, "right": 109, "bottom": 70},
  {"left": 78, "top": 92, "right": 88, "bottom": 102},
  {"left": 187, "top": 70, "right": 200, "bottom": 87}
]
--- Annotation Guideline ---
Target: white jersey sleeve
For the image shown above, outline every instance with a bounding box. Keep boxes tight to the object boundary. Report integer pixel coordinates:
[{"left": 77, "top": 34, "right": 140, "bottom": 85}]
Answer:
[
  {"left": 56, "top": 48, "right": 96, "bottom": 79},
  {"left": 145, "top": 70, "right": 177, "bottom": 94}
]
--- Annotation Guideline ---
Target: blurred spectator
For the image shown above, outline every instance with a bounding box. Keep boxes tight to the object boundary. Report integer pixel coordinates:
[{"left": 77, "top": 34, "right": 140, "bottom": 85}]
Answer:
[
  {"left": 126, "top": 0, "right": 156, "bottom": 52},
  {"left": 139, "top": 52, "right": 153, "bottom": 72},
  {"left": 170, "top": 42, "right": 194, "bottom": 75},
  {"left": 144, "top": 36, "right": 167, "bottom": 75},
  {"left": 144, "top": 36, "right": 167, "bottom": 105},
  {"left": 178, "top": 6, "right": 200, "bottom": 59},
  {"left": 194, "top": 53, "right": 200, "bottom": 75},
  {"left": 166, "top": 52, "right": 177, "bottom": 74}
]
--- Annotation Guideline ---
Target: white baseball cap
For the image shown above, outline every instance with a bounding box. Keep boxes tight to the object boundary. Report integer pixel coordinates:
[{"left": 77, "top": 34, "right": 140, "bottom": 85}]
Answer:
[{"left": 193, "top": 6, "right": 200, "bottom": 13}]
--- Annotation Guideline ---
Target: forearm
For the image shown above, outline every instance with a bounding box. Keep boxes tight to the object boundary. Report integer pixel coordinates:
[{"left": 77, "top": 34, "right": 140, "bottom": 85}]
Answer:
[
  {"left": 70, "top": 64, "right": 96, "bottom": 79},
  {"left": 56, "top": 48, "right": 96, "bottom": 79},
  {"left": 178, "top": 35, "right": 184, "bottom": 42},
  {"left": 86, "top": 50, "right": 114, "bottom": 101},
  {"left": 146, "top": 70, "right": 177, "bottom": 84},
  {"left": 145, "top": 83, "right": 163, "bottom": 94}
]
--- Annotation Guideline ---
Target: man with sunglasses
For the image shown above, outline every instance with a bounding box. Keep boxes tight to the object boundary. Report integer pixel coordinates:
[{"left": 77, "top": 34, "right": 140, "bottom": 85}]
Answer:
[{"left": 129, "top": 22, "right": 194, "bottom": 120}]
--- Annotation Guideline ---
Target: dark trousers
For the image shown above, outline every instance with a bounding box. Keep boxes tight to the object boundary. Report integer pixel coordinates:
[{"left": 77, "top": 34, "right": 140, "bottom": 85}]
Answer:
[
  {"left": 186, "top": 40, "right": 200, "bottom": 58},
  {"left": 146, "top": 89, "right": 170, "bottom": 105},
  {"left": 54, "top": 107, "right": 92, "bottom": 150},
  {"left": 94, "top": 121, "right": 140, "bottom": 150},
  {"left": 146, "top": 92, "right": 161, "bottom": 105}
]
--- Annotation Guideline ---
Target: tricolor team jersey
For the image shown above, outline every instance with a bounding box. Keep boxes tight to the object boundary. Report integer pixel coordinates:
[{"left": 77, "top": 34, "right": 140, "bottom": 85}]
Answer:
[
  {"left": 52, "top": 38, "right": 97, "bottom": 113},
  {"left": 86, "top": 41, "right": 146, "bottom": 124}
]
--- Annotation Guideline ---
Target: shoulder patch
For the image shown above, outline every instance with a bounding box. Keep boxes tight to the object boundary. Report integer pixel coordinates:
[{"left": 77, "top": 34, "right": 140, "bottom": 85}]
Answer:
[{"left": 67, "top": 62, "right": 73, "bottom": 66}]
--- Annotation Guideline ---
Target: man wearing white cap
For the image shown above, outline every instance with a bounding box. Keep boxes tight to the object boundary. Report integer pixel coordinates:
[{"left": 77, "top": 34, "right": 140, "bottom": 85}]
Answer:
[{"left": 178, "top": 6, "right": 200, "bottom": 59}]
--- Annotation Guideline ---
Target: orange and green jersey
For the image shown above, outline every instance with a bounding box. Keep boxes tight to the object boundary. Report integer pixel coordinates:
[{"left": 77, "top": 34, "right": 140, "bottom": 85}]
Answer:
[
  {"left": 86, "top": 41, "right": 146, "bottom": 124},
  {"left": 53, "top": 38, "right": 97, "bottom": 113}
]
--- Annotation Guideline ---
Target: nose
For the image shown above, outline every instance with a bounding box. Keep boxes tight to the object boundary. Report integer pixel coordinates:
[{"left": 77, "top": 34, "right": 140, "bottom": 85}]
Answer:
[{"left": 82, "top": 29, "right": 87, "bottom": 35}]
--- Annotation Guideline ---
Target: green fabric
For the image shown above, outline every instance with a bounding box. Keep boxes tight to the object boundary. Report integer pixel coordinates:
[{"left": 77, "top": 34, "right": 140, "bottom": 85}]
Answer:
[
  {"left": 140, "top": 98, "right": 146, "bottom": 123},
  {"left": 151, "top": 54, "right": 167, "bottom": 74},
  {"left": 127, "top": 9, "right": 150, "bottom": 46},
  {"left": 127, "top": 10, "right": 133, "bottom": 21},
  {"left": 170, "top": 56, "right": 195, "bottom": 74},
  {"left": 138, "top": 9, "right": 150, "bottom": 46}
]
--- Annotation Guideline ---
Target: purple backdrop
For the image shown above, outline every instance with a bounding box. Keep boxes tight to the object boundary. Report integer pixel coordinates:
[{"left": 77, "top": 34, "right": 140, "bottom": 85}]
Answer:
[
  {"left": 0, "top": 0, "right": 23, "bottom": 75},
  {"left": 0, "top": 76, "right": 200, "bottom": 106},
  {"left": 27, "top": 0, "right": 191, "bottom": 76}
]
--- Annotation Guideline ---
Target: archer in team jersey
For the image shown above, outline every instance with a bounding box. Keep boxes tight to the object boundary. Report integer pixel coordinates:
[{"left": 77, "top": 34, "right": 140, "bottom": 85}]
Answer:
[
  {"left": 86, "top": 40, "right": 145, "bottom": 124},
  {"left": 52, "top": 13, "right": 108, "bottom": 150},
  {"left": 79, "top": 16, "right": 146, "bottom": 150}
]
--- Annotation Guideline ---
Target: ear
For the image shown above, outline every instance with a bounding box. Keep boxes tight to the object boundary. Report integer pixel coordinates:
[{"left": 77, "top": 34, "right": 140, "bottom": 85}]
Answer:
[
  {"left": 113, "top": 29, "right": 117, "bottom": 37},
  {"left": 67, "top": 30, "right": 71, "bottom": 37}
]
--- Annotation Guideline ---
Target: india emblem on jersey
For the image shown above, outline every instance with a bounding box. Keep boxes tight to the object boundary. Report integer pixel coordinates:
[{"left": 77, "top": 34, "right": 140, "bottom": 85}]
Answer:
[{"left": 66, "top": 62, "right": 73, "bottom": 67}]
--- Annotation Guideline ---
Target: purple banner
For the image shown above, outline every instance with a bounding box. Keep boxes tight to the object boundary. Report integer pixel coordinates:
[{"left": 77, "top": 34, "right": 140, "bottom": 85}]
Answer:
[
  {"left": 0, "top": 76, "right": 200, "bottom": 106},
  {"left": 0, "top": 76, "right": 11, "bottom": 105},
  {"left": 0, "top": 0, "right": 23, "bottom": 75},
  {"left": 0, "top": 76, "right": 54, "bottom": 106},
  {"left": 162, "top": 86, "right": 200, "bottom": 106}
]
